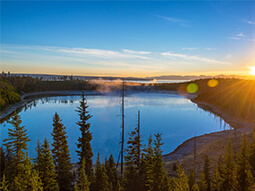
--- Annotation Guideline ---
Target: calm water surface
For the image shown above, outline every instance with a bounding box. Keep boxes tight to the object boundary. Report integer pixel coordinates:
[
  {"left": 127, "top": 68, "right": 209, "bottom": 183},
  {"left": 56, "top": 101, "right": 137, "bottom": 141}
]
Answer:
[{"left": 0, "top": 93, "right": 230, "bottom": 162}]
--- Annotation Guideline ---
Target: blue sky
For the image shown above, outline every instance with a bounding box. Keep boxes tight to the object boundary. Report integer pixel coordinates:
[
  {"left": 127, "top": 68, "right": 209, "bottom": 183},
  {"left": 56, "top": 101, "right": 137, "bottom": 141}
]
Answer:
[{"left": 1, "top": 1, "right": 255, "bottom": 77}]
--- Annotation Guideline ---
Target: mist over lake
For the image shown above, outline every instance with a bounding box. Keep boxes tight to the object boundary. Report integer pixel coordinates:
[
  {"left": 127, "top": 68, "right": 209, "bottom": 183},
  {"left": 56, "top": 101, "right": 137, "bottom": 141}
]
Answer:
[{"left": 1, "top": 93, "right": 231, "bottom": 163}]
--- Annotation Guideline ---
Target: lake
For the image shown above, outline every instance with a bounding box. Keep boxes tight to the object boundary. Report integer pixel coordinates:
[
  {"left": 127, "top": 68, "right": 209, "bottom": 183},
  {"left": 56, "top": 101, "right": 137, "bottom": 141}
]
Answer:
[{"left": 0, "top": 92, "right": 231, "bottom": 162}]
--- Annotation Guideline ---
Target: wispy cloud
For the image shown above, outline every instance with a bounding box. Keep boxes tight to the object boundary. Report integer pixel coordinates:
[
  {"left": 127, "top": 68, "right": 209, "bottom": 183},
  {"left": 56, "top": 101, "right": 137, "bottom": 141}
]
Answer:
[
  {"left": 4, "top": 45, "right": 151, "bottom": 60},
  {"left": 228, "top": 32, "right": 245, "bottom": 40},
  {"left": 122, "top": 49, "right": 151, "bottom": 55},
  {"left": 155, "top": 15, "right": 190, "bottom": 27},
  {"left": 182, "top": 47, "right": 198, "bottom": 51},
  {"left": 204, "top": 48, "right": 217, "bottom": 51},
  {"left": 161, "top": 52, "right": 231, "bottom": 65},
  {"left": 182, "top": 47, "right": 217, "bottom": 51},
  {"left": 243, "top": 20, "right": 255, "bottom": 25}
]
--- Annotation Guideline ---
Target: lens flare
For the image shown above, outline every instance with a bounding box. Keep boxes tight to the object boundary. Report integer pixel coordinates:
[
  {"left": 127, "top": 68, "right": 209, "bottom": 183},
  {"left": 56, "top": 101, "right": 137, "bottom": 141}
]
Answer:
[
  {"left": 250, "top": 67, "right": 255, "bottom": 76},
  {"left": 207, "top": 79, "right": 219, "bottom": 87},
  {"left": 187, "top": 83, "right": 199, "bottom": 93}
]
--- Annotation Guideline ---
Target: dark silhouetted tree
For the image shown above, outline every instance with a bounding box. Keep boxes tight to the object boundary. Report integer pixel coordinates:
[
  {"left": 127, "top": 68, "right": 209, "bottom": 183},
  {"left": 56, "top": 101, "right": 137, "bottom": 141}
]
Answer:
[
  {"left": 51, "top": 113, "right": 73, "bottom": 191},
  {"left": 76, "top": 92, "right": 93, "bottom": 182},
  {"left": 36, "top": 139, "right": 59, "bottom": 191}
]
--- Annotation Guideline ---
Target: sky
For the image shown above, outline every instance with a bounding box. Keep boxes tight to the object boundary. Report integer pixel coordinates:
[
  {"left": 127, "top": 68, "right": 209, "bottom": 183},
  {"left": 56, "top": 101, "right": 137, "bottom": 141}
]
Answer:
[{"left": 1, "top": 1, "right": 255, "bottom": 77}]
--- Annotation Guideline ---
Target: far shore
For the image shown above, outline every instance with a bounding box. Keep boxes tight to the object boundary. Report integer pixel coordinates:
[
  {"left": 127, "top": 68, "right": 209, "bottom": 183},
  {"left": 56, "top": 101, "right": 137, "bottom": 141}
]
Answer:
[
  {"left": 1, "top": 89, "right": 254, "bottom": 175},
  {"left": 0, "top": 89, "right": 182, "bottom": 121}
]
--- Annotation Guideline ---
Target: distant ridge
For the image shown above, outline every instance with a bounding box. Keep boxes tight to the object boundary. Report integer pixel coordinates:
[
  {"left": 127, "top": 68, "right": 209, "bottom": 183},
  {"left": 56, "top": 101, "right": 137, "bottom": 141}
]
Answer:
[{"left": 10, "top": 73, "right": 253, "bottom": 81}]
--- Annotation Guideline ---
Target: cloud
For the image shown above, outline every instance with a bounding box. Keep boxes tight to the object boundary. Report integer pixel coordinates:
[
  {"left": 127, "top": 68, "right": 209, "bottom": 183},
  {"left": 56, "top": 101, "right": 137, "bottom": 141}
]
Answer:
[
  {"left": 228, "top": 32, "right": 245, "bottom": 40},
  {"left": 122, "top": 49, "right": 151, "bottom": 55},
  {"left": 161, "top": 52, "right": 231, "bottom": 65},
  {"left": 155, "top": 15, "right": 190, "bottom": 27},
  {"left": 225, "top": 54, "right": 233, "bottom": 60},
  {"left": 4, "top": 45, "right": 151, "bottom": 60},
  {"left": 182, "top": 47, "right": 198, "bottom": 51},
  {"left": 204, "top": 48, "right": 217, "bottom": 51},
  {"left": 245, "top": 20, "right": 255, "bottom": 25}
]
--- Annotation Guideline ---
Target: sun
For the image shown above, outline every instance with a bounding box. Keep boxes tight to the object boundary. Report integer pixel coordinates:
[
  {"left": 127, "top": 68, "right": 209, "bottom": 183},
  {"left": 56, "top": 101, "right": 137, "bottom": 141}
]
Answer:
[{"left": 251, "top": 67, "right": 255, "bottom": 76}]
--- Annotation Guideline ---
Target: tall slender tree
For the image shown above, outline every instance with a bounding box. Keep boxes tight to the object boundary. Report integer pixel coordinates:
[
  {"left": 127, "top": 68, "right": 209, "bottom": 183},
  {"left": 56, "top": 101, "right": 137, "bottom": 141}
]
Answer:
[
  {"left": 236, "top": 135, "right": 253, "bottom": 191},
  {"left": 105, "top": 154, "right": 119, "bottom": 191},
  {"left": 51, "top": 113, "right": 73, "bottom": 191},
  {"left": 151, "top": 133, "right": 168, "bottom": 191},
  {"left": 0, "top": 147, "right": 6, "bottom": 179},
  {"left": 123, "top": 124, "right": 142, "bottom": 191},
  {"left": 3, "top": 112, "right": 30, "bottom": 185},
  {"left": 77, "top": 158, "right": 90, "bottom": 191},
  {"left": 76, "top": 92, "right": 93, "bottom": 181},
  {"left": 36, "top": 139, "right": 59, "bottom": 191},
  {"left": 221, "top": 141, "right": 237, "bottom": 191},
  {"left": 93, "top": 153, "right": 109, "bottom": 191},
  {"left": 203, "top": 155, "right": 210, "bottom": 191}
]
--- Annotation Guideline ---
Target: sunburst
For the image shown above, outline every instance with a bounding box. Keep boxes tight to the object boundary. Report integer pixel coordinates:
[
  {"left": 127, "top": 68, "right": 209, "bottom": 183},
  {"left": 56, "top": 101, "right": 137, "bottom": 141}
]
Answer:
[{"left": 250, "top": 66, "right": 255, "bottom": 76}]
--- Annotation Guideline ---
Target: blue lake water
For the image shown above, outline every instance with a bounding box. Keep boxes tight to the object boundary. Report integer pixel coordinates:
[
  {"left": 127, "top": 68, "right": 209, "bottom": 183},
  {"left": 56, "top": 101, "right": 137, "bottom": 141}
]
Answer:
[{"left": 0, "top": 93, "right": 230, "bottom": 163}]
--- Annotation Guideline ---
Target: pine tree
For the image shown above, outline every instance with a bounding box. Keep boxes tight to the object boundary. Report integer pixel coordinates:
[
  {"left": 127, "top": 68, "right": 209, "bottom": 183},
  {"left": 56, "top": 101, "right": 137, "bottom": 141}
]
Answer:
[
  {"left": 76, "top": 92, "right": 93, "bottom": 182},
  {"left": 236, "top": 135, "right": 253, "bottom": 191},
  {"left": 51, "top": 113, "right": 73, "bottom": 191},
  {"left": 211, "top": 164, "right": 223, "bottom": 191},
  {"left": 22, "top": 152, "right": 43, "bottom": 191},
  {"left": 142, "top": 134, "right": 154, "bottom": 191},
  {"left": 175, "top": 163, "right": 189, "bottom": 191},
  {"left": 36, "top": 139, "right": 59, "bottom": 191},
  {"left": 188, "top": 169, "right": 196, "bottom": 190},
  {"left": 221, "top": 141, "right": 237, "bottom": 191},
  {"left": 249, "top": 126, "right": 255, "bottom": 176},
  {"left": 198, "top": 172, "right": 207, "bottom": 191},
  {"left": 191, "top": 182, "right": 199, "bottom": 191},
  {"left": 3, "top": 112, "right": 30, "bottom": 185},
  {"left": 151, "top": 133, "right": 168, "bottom": 191},
  {"left": 77, "top": 158, "right": 90, "bottom": 191},
  {"left": 0, "top": 147, "right": 6, "bottom": 179},
  {"left": 0, "top": 174, "right": 8, "bottom": 191},
  {"left": 203, "top": 155, "right": 210, "bottom": 191},
  {"left": 105, "top": 154, "right": 118, "bottom": 191},
  {"left": 123, "top": 125, "right": 142, "bottom": 191},
  {"left": 93, "top": 153, "right": 109, "bottom": 191}
]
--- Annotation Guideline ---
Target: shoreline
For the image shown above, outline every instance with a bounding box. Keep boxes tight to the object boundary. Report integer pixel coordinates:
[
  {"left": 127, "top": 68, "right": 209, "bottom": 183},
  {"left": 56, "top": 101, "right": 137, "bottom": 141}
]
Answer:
[
  {"left": 2, "top": 89, "right": 253, "bottom": 171},
  {"left": 0, "top": 89, "right": 184, "bottom": 121},
  {"left": 0, "top": 90, "right": 103, "bottom": 122}
]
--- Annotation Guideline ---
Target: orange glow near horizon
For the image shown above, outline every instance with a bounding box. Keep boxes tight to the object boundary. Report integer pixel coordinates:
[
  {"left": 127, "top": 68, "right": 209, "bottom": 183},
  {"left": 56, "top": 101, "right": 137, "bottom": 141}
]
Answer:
[{"left": 250, "top": 67, "right": 255, "bottom": 76}]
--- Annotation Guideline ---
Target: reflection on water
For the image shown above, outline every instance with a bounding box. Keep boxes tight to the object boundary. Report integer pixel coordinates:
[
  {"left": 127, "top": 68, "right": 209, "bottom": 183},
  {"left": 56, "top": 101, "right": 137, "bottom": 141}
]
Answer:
[{"left": 0, "top": 93, "right": 231, "bottom": 162}]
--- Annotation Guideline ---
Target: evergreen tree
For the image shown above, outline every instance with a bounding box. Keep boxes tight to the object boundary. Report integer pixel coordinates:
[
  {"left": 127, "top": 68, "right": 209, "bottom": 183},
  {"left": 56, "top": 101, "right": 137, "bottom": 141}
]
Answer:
[
  {"left": 0, "top": 174, "right": 8, "bottom": 191},
  {"left": 123, "top": 125, "right": 142, "bottom": 191},
  {"left": 0, "top": 147, "right": 6, "bottom": 179},
  {"left": 22, "top": 152, "right": 43, "bottom": 191},
  {"left": 174, "top": 163, "right": 189, "bottom": 191},
  {"left": 188, "top": 169, "right": 196, "bottom": 190},
  {"left": 211, "top": 165, "right": 223, "bottom": 191},
  {"left": 198, "top": 172, "right": 207, "bottom": 191},
  {"left": 36, "top": 139, "right": 59, "bottom": 191},
  {"left": 93, "top": 153, "right": 109, "bottom": 191},
  {"left": 51, "top": 113, "right": 73, "bottom": 191},
  {"left": 76, "top": 92, "right": 93, "bottom": 182},
  {"left": 249, "top": 126, "right": 255, "bottom": 176},
  {"left": 141, "top": 134, "right": 154, "bottom": 191},
  {"left": 77, "top": 158, "right": 90, "bottom": 191},
  {"left": 236, "top": 135, "right": 253, "bottom": 191},
  {"left": 105, "top": 154, "right": 118, "bottom": 191},
  {"left": 191, "top": 182, "right": 199, "bottom": 191},
  {"left": 151, "top": 133, "right": 168, "bottom": 191},
  {"left": 203, "top": 155, "right": 210, "bottom": 191},
  {"left": 3, "top": 112, "right": 30, "bottom": 184},
  {"left": 221, "top": 141, "right": 237, "bottom": 191}
]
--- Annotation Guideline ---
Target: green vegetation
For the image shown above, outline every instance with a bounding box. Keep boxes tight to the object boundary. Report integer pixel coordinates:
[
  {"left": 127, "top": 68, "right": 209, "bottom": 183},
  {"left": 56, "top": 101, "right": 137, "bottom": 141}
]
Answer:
[
  {"left": 155, "top": 78, "right": 255, "bottom": 123},
  {"left": 0, "top": 79, "right": 21, "bottom": 110},
  {"left": 1, "top": 86, "right": 255, "bottom": 191}
]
